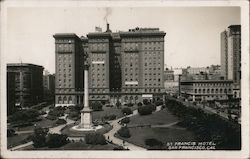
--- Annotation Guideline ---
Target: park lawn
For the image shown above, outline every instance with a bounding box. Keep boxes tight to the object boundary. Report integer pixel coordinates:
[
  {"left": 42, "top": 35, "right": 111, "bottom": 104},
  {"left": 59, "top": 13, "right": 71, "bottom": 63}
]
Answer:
[
  {"left": 92, "top": 107, "right": 123, "bottom": 120},
  {"left": 128, "top": 109, "right": 179, "bottom": 126},
  {"left": 92, "top": 104, "right": 139, "bottom": 121},
  {"left": 15, "top": 118, "right": 56, "bottom": 131},
  {"left": 24, "top": 142, "right": 117, "bottom": 150},
  {"left": 119, "top": 126, "right": 197, "bottom": 149},
  {"left": 7, "top": 133, "right": 33, "bottom": 149},
  {"left": 60, "top": 142, "right": 117, "bottom": 150}
]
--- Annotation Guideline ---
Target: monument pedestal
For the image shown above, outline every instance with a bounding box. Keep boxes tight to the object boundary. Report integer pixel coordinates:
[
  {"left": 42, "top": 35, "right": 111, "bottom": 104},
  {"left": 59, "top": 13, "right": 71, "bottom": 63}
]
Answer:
[{"left": 78, "top": 107, "right": 93, "bottom": 129}]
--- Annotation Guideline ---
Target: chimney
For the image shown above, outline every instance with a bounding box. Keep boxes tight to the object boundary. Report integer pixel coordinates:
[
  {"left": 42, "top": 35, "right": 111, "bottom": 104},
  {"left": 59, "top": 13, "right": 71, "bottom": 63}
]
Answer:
[{"left": 106, "top": 23, "right": 111, "bottom": 32}]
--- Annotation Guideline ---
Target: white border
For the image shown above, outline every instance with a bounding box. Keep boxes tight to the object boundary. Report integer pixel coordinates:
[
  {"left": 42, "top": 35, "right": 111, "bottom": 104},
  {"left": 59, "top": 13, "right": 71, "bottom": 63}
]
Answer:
[{"left": 1, "top": 0, "right": 249, "bottom": 158}]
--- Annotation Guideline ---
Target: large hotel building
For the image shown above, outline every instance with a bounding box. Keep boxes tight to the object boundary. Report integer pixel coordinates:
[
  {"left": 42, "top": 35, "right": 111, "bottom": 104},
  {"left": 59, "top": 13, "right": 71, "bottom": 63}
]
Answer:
[{"left": 54, "top": 24, "right": 166, "bottom": 106}]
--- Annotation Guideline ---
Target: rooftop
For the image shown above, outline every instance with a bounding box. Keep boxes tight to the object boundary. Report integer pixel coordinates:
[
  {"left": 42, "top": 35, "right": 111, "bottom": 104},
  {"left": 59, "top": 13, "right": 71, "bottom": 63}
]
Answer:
[{"left": 7, "top": 63, "right": 44, "bottom": 68}]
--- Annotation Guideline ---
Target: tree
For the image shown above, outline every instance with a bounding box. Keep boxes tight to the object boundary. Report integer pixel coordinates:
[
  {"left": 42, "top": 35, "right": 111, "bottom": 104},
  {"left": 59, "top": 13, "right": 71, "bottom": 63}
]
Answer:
[
  {"left": 32, "top": 127, "right": 48, "bottom": 148},
  {"left": 120, "top": 117, "right": 130, "bottom": 124},
  {"left": 7, "top": 129, "right": 16, "bottom": 137},
  {"left": 55, "top": 119, "right": 67, "bottom": 125},
  {"left": 116, "top": 101, "right": 122, "bottom": 108},
  {"left": 47, "top": 133, "right": 68, "bottom": 148},
  {"left": 137, "top": 102, "right": 143, "bottom": 107},
  {"left": 9, "top": 109, "right": 40, "bottom": 123},
  {"left": 143, "top": 99, "right": 150, "bottom": 105},
  {"left": 121, "top": 107, "right": 132, "bottom": 115},
  {"left": 91, "top": 102, "right": 103, "bottom": 111},
  {"left": 138, "top": 106, "right": 153, "bottom": 115},
  {"left": 117, "top": 127, "right": 131, "bottom": 138}
]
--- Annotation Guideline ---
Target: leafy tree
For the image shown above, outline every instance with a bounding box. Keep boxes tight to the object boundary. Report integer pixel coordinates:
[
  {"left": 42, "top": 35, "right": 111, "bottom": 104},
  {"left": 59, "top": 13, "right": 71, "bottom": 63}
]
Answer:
[
  {"left": 122, "top": 107, "right": 132, "bottom": 115},
  {"left": 143, "top": 99, "right": 150, "bottom": 105},
  {"left": 32, "top": 127, "right": 48, "bottom": 148},
  {"left": 55, "top": 119, "right": 67, "bottom": 125},
  {"left": 120, "top": 117, "right": 130, "bottom": 124},
  {"left": 117, "top": 127, "right": 131, "bottom": 138},
  {"left": 7, "top": 129, "right": 16, "bottom": 137},
  {"left": 137, "top": 102, "right": 143, "bottom": 107},
  {"left": 47, "top": 133, "right": 68, "bottom": 148},
  {"left": 9, "top": 109, "right": 40, "bottom": 123},
  {"left": 138, "top": 106, "right": 153, "bottom": 115},
  {"left": 127, "top": 103, "right": 134, "bottom": 107},
  {"left": 116, "top": 101, "right": 121, "bottom": 108},
  {"left": 91, "top": 102, "right": 103, "bottom": 111}
]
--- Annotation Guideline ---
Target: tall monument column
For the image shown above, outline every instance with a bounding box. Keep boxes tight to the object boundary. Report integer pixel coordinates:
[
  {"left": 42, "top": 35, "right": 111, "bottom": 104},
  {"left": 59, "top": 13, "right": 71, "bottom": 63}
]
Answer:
[{"left": 78, "top": 64, "right": 93, "bottom": 129}]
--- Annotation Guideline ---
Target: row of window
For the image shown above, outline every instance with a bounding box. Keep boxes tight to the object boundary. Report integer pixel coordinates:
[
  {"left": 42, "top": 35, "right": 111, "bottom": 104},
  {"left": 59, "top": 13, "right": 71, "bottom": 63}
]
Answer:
[
  {"left": 193, "top": 83, "right": 231, "bottom": 87},
  {"left": 194, "top": 88, "right": 232, "bottom": 94}
]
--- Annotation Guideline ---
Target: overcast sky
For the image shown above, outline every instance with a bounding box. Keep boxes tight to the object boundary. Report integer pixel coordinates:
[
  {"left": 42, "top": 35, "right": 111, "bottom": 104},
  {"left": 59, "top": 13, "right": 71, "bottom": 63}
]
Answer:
[{"left": 6, "top": 7, "right": 240, "bottom": 73}]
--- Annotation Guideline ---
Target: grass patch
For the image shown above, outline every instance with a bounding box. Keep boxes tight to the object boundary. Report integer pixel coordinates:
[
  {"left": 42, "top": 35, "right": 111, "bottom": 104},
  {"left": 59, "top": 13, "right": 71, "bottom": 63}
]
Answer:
[
  {"left": 23, "top": 142, "right": 117, "bottom": 150},
  {"left": 92, "top": 107, "right": 123, "bottom": 120},
  {"left": 128, "top": 109, "right": 179, "bottom": 127},
  {"left": 7, "top": 133, "right": 33, "bottom": 149},
  {"left": 117, "top": 126, "right": 197, "bottom": 149},
  {"left": 13, "top": 118, "right": 56, "bottom": 131}
]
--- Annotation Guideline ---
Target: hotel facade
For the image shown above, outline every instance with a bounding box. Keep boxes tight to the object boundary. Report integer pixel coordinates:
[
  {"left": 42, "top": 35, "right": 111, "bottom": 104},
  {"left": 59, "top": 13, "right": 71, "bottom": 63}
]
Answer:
[{"left": 54, "top": 24, "right": 166, "bottom": 106}]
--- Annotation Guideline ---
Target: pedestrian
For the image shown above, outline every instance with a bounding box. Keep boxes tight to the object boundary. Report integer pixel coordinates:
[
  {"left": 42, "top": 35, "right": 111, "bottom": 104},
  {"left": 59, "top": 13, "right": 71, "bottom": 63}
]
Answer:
[
  {"left": 107, "top": 136, "right": 109, "bottom": 140},
  {"left": 123, "top": 140, "right": 125, "bottom": 146}
]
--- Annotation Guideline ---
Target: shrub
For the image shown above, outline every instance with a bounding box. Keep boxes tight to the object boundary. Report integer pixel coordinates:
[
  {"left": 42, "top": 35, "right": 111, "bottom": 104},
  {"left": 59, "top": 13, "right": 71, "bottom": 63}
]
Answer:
[
  {"left": 32, "top": 127, "right": 48, "bottom": 148},
  {"left": 145, "top": 138, "right": 163, "bottom": 147},
  {"left": 91, "top": 102, "right": 103, "bottom": 111},
  {"left": 46, "top": 115, "right": 57, "bottom": 121},
  {"left": 103, "top": 114, "right": 116, "bottom": 120},
  {"left": 47, "top": 133, "right": 68, "bottom": 148},
  {"left": 9, "top": 109, "right": 40, "bottom": 123},
  {"left": 117, "top": 127, "right": 131, "bottom": 138},
  {"left": 113, "top": 146, "right": 126, "bottom": 150},
  {"left": 120, "top": 117, "right": 130, "bottom": 124},
  {"left": 7, "top": 129, "right": 16, "bottom": 137},
  {"left": 155, "top": 100, "right": 163, "bottom": 106},
  {"left": 11, "top": 121, "right": 33, "bottom": 128},
  {"left": 121, "top": 108, "right": 132, "bottom": 115},
  {"left": 149, "top": 104, "right": 156, "bottom": 112},
  {"left": 85, "top": 133, "right": 107, "bottom": 145},
  {"left": 143, "top": 99, "right": 150, "bottom": 105},
  {"left": 48, "top": 108, "right": 64, "bottom": 117},
  {"left": 116, "top": 101, "right": 121, "bottom": 108},
  {"left": 137, "top": 102, "right": 143, "bottom": 107},
  {"left": 127, "top": 103, "right": 134, "bottom": 107},
  {"left": 55, "top": 119, "right": 67, "bottom": 125},
  {"left": 109, "top": 114, "right": 117, "bottom": 120},
  {"left": 68, "top": 111, "right": 80, "bottom": 118},
  {"left": 138, "top": 106, "right": 153, "bottom": 115}
]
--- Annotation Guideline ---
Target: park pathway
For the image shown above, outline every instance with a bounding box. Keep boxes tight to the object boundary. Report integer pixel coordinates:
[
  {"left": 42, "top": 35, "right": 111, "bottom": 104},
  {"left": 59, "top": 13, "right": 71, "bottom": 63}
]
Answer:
[
  {"left": 104, "top": 105, "right": 162, "bottom": 150},
  {"left": 10, "top": 141, "right": 33, "bottom": 151},
  {"left": 49, "top": 115, "right": 75, "bottom": 134}
]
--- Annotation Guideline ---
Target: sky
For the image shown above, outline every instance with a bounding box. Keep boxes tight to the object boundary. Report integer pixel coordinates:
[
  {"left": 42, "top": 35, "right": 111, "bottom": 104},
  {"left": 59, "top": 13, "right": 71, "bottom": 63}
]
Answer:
[{"left": 6, "top": 7, "right": 240, "bottom": 74}]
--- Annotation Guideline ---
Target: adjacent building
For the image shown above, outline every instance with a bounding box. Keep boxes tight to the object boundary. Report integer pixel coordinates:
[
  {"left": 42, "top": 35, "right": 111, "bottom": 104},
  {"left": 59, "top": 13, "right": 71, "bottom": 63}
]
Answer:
[
  {"left": 180, "top": 80, "right": 233, "bottom": 102},
  {"left": 220, "top": 25, "right": 241, "bottom": 98},
  {"left": 43, "top": 70, "right": 55, "bottom": 102},
  {"left": 7, "top": 71, "right": 16, "bottom": 115},
  {"left": 54, "top": 24, "right": 166, "bottom": 106},
  {"left": 7, "top": 63, "right": 44, "bottom": 108}
]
